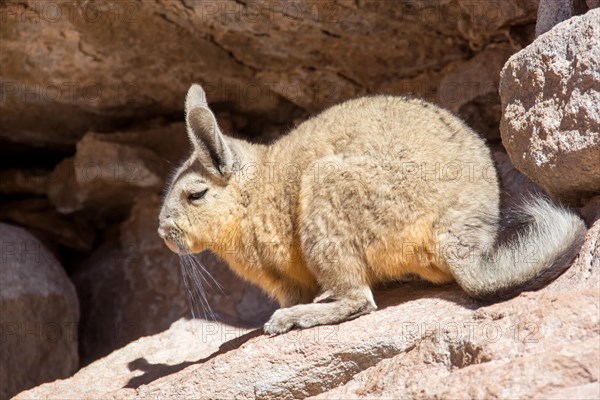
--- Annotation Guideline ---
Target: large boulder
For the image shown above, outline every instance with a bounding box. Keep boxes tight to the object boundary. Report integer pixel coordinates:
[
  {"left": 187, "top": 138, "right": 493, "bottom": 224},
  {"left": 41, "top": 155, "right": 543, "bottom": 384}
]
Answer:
[
  {"left": 14, "top": 222, "right": 600, "bottom": 399},
  {"left": 500, "top": 9, "right": 600, "bottom": 206},
  {"left": 74, "top": 195, "right": 275, "bottom": 364},
  {"left": 0, "top": 0, "right": 538, "bottom": 147},
  {"left": 0, "top": 223, "right": 79, "bottom": 400}
]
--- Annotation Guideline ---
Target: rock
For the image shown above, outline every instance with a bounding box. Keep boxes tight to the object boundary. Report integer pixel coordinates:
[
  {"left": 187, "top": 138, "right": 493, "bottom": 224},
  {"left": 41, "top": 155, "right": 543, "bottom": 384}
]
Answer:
[
  {"left": 535, "top": 0, "right": 572, "bottom": 37},
  {"left": 580, "top": 196, "right": 600, "bottom": 226},
  {"left": 0, "top": 223, "right": 79, "bottom": 400},
  {"left": 13, "top": 319, "right": 250, "bottom": 400},
  {"left": 0, "top": 198, "right": 95, "bottom": 252},
  {"left": 93, "top": 122, "right": 190, "bottom": 167},
  {"left": 15, "top": 221, "right": 600, "bottom": 400},
  {"left": 0, "top": 0, "right": 537, "bottom": 147},
  {"left": 74, "top": 195, "right": 275, "bottom": 364},
  {"left": 10, "top": 1, "right": 600, "bottom": 397},
  {"left": 438, "top": 46, "right": 516, "bottom": 142},
  {"left": 315, "top": 337, "right": 599, "bottom": 399},
  {"left": 0, "top": 168, "right": 49, "bottom": 195},
  {"left": 535, "top": 0, "right": 589, "bottom": 37},
  {"left": 500, "top": 9, "right": 600, "bottom": 206},
  {"left": 546, "top": 382, "right": 600, "bottom": 400},
  {"left": 492, "top": 146, "right": 545, "bottom": 201},
  {"left": 47, "top": 123, "right": 187, "bottom": 218},
  {"left": 455, "top": 0, "right": 538, "bottom": 50},
  {"left": 545, "top": 220, "right": 600, "bottom": 292}
]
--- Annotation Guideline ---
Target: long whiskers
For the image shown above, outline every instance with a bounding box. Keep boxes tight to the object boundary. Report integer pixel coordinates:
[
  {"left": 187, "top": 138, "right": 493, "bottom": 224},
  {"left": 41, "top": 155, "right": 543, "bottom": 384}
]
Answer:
[
  {"left": 188, "top": 254, "right": 226, "bottom": 295},
  {"left": 175, "top": 239, "right": 224, "bottom": 321}
]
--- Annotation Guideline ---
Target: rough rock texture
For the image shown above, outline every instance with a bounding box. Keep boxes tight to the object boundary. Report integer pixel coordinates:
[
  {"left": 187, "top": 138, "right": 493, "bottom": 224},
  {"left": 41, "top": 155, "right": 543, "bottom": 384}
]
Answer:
[
  {"left": 13, "top": 319, "right": 250, "bottom": 400},
  {"left": 47, "top": 123, "right": 188, "bottom": 218},
  {"left": 0, "top": 0, "right": 538, "bottom": 147},
  {"left": 0, "top": 223, "right": 79, "bottom": 400},
  {"left": 15, "top": 221, "right": 600, "bottom": 400},
  {"left": 500, "top": 9, "right": 600, "bottom": 206},
  {"left": 74, "top": 195, "right": 275, "bottom": 364},
  {"left": 535, "top": 0, "right": 590, "bottom": 37},
  {"left": 438, "top": 47, "right": 516, "bottom": 142},
  {"left": 545, "top": 220, "right": 600, "bottom": 292},
  {"left": 315, "top": 336, "right": 599, "bottom": 399}
]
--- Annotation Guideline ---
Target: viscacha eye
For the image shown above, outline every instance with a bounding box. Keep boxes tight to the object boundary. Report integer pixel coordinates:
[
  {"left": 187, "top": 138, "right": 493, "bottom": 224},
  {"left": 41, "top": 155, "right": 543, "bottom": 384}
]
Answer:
[{"left": 188, "top": 189, "right": 208, "bottom": 201}]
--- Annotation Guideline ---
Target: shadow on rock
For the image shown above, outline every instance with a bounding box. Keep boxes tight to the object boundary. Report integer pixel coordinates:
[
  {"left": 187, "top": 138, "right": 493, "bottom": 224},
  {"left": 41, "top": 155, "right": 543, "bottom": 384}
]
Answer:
[{"left": 124, "top": 329, "right": 263, "bottom": 389}]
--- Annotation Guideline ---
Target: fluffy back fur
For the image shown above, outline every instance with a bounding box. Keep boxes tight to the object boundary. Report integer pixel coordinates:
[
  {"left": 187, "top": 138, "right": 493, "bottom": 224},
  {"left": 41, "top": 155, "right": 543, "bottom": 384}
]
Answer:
[{"left": 159, "top": 84, "right": 586, "bottom": 334}]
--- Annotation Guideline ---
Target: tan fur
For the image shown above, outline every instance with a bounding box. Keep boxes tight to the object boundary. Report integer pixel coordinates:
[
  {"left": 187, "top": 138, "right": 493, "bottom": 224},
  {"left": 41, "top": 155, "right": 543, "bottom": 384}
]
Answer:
[
  {"left": 365, "top": 212, "right": 454, "bottom": 285},
  {"left": 159, "top": 84, "right": 585, "bottom": 334}
]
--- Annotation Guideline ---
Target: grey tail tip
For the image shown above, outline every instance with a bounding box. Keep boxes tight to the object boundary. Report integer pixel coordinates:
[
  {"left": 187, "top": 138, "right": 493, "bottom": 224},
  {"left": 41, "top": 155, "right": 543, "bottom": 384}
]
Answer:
[
  {"left": 475, "top": 197, "right": 587, "bottom": 303},
  {"left": 478, "top": 229, "right": 585, "bottom": 303}
]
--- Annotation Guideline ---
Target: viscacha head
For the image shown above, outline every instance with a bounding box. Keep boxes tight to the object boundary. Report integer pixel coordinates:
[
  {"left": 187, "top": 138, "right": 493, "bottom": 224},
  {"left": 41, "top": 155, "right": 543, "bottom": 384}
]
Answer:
[{"left": 158, "top": 84, "right": 243, "bottom": 254}]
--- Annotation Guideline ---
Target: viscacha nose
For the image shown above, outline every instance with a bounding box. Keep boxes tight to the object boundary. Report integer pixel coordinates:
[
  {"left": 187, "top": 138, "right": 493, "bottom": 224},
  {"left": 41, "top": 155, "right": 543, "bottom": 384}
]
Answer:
[{"left": 157, "top": 218, "right": 176, "bottom": 237}]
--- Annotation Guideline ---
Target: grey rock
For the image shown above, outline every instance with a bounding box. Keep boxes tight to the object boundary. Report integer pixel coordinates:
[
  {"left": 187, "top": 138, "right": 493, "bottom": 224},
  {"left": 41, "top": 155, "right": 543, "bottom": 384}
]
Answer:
[
  {"left": 0, "top": 223, "right": 79, "bottom": 400},
  {"left": 535, "top": 0, "right": 584, "bottom": 37}
]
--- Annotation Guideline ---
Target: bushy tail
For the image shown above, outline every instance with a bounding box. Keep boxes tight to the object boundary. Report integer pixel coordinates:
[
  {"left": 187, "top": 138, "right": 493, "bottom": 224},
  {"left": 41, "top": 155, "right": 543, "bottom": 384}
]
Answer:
[{"left": 458, "top": 197, "right": 587, "bottom": 301}]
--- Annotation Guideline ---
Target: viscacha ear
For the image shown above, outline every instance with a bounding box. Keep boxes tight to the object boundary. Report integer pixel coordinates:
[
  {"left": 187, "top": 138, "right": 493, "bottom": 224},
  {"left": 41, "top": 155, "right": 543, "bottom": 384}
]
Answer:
[{"left": 185, "top": 84, "right": 235, "bottom": 178}]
